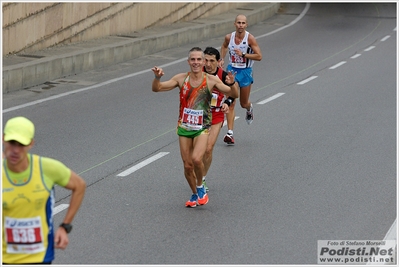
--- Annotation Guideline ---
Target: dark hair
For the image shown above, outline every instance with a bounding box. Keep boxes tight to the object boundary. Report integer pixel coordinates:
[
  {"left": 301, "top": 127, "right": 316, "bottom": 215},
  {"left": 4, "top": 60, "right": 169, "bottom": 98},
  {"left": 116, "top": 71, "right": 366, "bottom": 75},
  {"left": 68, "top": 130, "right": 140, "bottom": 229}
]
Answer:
[{"left": 204, "top": 47, "right": 220, "bottom": 61}]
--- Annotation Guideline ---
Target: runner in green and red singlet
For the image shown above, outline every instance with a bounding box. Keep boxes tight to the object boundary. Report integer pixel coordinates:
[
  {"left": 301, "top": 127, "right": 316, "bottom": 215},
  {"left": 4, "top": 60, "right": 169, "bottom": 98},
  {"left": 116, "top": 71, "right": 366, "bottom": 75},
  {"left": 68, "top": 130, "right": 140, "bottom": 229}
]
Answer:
[{"left": 151, "top": 47, "right": 238, "bottom": 208}]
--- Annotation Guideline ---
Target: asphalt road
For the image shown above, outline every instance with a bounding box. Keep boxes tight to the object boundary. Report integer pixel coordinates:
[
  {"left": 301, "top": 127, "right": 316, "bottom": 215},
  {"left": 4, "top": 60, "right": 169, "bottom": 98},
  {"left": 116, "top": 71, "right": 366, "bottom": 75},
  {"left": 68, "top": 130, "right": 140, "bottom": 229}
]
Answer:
[{"left": 2, "top": 3, "right": 397, "bottom": 265}]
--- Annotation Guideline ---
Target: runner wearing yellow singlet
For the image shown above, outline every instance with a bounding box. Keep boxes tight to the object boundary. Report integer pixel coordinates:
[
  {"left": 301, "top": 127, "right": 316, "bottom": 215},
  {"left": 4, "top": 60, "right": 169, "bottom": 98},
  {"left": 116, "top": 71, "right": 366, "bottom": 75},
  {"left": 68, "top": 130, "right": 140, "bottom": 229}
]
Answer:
[{"left": 2, "top": 117, "right": 86, "bottom": 264}]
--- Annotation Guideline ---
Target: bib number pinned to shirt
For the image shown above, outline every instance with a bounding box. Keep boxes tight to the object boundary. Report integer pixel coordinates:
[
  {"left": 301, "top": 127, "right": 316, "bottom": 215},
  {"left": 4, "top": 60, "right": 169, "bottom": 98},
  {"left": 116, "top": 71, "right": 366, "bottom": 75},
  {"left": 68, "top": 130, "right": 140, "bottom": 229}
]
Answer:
[
  {"left": 182, "top": 108, "right": 203, "bottom": 131},
  {"left": 231, "top": 54, "right": 247, "bottom": 68},
  {"left": 5, "top": 216, "right": 45, "bottom": 254}
]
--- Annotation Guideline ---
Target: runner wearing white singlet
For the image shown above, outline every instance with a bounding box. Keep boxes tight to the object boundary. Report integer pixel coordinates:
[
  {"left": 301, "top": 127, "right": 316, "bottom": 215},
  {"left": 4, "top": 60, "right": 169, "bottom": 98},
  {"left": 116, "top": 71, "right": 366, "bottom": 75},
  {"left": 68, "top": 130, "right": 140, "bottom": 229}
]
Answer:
[{"left": 220, "top": 14, "right": 262, "bottom": 144}]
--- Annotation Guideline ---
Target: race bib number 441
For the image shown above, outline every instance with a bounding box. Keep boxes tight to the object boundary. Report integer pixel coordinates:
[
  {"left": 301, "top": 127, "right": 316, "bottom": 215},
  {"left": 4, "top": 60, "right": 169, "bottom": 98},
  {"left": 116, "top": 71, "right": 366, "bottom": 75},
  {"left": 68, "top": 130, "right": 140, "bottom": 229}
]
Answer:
[
  {"left": 182, "top": 108, "right": 203, "bottom": 130},
  {"left": 4, "top": 216, "right": 45, "bottom": 254}
]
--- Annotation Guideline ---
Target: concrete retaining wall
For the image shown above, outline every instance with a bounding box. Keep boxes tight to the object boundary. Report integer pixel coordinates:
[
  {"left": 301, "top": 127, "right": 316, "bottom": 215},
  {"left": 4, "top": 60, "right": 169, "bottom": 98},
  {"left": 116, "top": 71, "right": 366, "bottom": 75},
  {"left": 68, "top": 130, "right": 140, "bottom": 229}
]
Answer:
[
  {"left": 2, "top": 2, "right": 247, "bottom": 55},
  {"left": 2, "top": 3, "right": 280, "bottom": 93}
]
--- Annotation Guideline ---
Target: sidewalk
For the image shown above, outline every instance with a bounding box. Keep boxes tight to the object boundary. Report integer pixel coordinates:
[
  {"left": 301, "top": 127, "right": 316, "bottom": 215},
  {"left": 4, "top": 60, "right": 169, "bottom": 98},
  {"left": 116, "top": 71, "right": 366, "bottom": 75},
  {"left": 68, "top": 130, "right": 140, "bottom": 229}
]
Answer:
[{"left": 2, "top": 3, "right": 280, "bottom": 94}]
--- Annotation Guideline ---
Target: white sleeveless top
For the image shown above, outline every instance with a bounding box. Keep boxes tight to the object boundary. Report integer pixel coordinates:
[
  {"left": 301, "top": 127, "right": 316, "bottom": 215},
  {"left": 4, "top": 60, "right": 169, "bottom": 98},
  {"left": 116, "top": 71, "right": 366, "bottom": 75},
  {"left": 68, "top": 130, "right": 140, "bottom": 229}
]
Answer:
[{"left": 228, "top": 31, "right": 254, "bottom": 68}]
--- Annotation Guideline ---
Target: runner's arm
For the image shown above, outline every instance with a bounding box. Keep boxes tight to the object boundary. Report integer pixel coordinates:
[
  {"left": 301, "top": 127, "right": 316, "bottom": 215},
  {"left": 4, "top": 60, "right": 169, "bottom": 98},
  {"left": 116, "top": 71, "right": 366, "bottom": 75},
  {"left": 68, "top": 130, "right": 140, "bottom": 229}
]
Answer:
[
  {"left": 61, "top": 171, "right": 86, "bottom": 225},
  {"left": 152, "top": 67, "right": 181, "bottom": 92},
  {"left": 221, "top": 71, "right": 237, "bottom": 104},
  {"left": 247, "top": 34, "right": 262, "bottom": 61},
  {"left": 211, "top": 75, "right": 238, "bottom": 99},
  {"left": 219, "top": 34, "right": 231, "bottom": 68},
  {"left": 55, "top": 171, "right": 86, "bottom": 249}
]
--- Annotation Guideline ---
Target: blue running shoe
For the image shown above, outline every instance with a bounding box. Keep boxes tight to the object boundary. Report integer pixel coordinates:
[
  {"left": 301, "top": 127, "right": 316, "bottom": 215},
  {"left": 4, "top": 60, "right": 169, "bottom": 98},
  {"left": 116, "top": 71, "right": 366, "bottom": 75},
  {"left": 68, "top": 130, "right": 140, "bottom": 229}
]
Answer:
[
  {"left": 197, "top": 186, "right": 209, "bottom": 205},
  {"left": 185, "top": 194, "right": 198, "bottom": 208}
]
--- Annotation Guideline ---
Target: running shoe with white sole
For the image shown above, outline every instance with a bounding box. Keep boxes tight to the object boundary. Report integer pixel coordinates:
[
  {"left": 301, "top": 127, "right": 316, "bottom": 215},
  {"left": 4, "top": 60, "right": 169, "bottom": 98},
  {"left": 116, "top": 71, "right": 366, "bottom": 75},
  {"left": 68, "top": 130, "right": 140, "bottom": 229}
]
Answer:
[
  {"left": 223, "top": 133, "right": 235, "bottom": 145},
  {"left": 246, "top": 104, "right": 254, "bottom": 125}
]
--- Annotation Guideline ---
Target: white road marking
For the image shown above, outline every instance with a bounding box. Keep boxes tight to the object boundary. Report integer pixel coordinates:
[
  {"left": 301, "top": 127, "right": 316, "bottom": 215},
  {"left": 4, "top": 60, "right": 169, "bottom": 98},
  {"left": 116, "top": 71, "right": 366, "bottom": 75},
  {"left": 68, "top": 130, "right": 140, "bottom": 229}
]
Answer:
[
  {"left": 54, "top": 204, "right": 69, "bottom": 215},
  {"left": 329, "top": 61, "right": 347, "bottom": 70},
  {"left": 257, "top": 3, "right": 311, "bottom": 38},
  {"left": 257, "top": 93, "right": 285, "bottom": 105},
  {"left": 364, "top": 46, "right": 375, "bottom": 52},
  {"left": 222, "top": 116, "right": 239, "bottom": 127},
  {"left": 297, "top": 76, "right": 318, "bottom": 85},
  {"left": 3, "top": 4, "right": 311, "bottom": 114},
  {"left": 381, "top": 35, "right": 390, "bottom": 42},
  {"left": 351, "top": 54, "right": 361, "bottom": 59},
  {"left": 117, "top": 152, "right": 169, "bottom": 177}
]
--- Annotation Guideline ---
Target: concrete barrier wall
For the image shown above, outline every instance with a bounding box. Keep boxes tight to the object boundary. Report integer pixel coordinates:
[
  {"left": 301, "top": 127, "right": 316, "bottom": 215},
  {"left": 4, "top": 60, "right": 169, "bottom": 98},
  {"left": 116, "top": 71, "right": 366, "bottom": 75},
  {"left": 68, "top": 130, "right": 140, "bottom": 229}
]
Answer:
[
  {"left": 2, "top": 2, "right": 280, "bottom": 93},
  {"left": 2, "top": 2, "right": 247, "bottom": 55}
]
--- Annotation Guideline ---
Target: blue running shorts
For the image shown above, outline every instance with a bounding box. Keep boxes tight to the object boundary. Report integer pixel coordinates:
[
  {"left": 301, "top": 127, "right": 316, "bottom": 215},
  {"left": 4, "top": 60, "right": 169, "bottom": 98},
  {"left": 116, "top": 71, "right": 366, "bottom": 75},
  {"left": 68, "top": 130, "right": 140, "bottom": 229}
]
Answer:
[{"left": 227, "top": 65, "right": 253, "bottom": 87}]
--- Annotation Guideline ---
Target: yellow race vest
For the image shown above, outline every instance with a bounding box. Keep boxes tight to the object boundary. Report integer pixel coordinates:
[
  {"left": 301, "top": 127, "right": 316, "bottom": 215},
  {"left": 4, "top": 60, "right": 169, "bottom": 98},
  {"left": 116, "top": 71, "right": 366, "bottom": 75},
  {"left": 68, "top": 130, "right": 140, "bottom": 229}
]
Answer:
[{"left": 2, "top": 154, "right": 67, "bottom": 263}]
